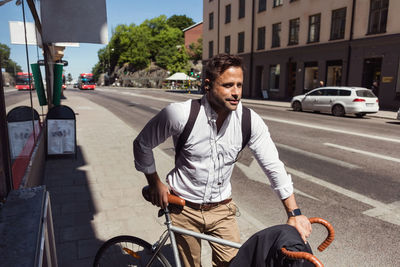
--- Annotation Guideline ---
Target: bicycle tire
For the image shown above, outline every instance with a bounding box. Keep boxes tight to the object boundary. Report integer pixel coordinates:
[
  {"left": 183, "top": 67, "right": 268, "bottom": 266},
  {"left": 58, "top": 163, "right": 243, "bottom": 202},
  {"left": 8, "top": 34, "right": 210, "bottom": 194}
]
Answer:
[{"left": 93, "top": 235, "right": 171, "bottom": 267}]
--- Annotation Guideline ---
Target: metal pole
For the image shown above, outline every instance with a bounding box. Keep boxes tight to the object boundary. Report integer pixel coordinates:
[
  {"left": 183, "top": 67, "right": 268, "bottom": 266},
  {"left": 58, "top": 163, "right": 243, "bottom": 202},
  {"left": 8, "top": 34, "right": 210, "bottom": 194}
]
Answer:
[
  {"left": 0, "top": 57, "right": 14, "bottom": 196},
  {"left": 21, "top": 0, "right": 36, "bottom": 141}
]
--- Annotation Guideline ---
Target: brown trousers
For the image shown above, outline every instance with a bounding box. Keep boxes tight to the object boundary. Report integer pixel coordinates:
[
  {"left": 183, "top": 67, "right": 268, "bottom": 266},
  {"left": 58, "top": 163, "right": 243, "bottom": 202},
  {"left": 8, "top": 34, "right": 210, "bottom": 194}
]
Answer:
[{"left": 170, "top": 201, "right": 240, "bottom": 267}]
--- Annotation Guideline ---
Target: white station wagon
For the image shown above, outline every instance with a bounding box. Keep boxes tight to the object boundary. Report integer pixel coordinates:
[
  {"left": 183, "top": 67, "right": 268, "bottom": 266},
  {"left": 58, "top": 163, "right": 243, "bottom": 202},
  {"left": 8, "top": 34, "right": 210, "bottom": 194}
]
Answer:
[{"left": 291, "top": 87, "right": 379, "bottom": 117}]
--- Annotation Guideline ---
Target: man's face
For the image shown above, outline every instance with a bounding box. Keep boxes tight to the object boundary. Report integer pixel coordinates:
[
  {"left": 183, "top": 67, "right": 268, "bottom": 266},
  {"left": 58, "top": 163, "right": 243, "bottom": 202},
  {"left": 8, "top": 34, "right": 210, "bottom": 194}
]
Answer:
[{"left": 206, "top": 66, "right": 243, "bottom": 114}]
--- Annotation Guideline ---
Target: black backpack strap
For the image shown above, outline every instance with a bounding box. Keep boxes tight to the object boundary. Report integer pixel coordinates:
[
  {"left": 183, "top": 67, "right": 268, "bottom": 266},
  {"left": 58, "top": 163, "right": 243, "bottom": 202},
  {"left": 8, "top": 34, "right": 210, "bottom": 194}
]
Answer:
[
  {"left": 241, "top": 106, "right": 251, "bottom": 150},
  {"left": 175, "top": 99, "right": 201, "bottom": 162}
]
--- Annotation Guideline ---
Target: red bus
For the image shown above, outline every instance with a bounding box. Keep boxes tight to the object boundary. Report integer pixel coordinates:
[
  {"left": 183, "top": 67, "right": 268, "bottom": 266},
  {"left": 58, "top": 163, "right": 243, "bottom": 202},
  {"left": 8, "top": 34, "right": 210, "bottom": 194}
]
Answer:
[
  {"left": 78, "top": 73, "right": 96, "bottom": 90},
  {"left": 15, "top": 72, "right": 34, "bottom": 90}
]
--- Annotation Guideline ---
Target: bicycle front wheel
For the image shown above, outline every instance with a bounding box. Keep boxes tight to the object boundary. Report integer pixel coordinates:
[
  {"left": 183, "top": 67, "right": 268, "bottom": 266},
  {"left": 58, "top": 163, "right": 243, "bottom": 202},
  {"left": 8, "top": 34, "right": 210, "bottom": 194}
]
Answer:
[{"left": 93, "top": 235, "right": 171, "bottom": 267}]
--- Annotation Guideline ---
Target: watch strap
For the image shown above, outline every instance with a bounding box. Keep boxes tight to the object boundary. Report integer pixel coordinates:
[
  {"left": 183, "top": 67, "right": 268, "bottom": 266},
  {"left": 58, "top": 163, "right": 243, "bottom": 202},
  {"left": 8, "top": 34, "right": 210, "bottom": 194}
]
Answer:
[{"left": 287, "top": 208, "right": 302, "bottom": 217}]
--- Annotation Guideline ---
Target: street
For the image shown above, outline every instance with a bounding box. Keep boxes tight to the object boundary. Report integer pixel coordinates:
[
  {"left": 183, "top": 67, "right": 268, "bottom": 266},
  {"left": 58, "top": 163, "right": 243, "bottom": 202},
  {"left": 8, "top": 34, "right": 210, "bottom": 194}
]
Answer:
[{"left": 5, "top": 87, "right": 400, "bottom": 266}]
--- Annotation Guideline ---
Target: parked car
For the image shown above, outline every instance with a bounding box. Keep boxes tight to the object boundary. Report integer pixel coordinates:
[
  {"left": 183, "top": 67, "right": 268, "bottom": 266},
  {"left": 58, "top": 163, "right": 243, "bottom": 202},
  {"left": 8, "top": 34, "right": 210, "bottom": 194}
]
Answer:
[
  {"left": 291, "top": 87, "right": 379, "bottom": 117},
  {"left": 397, "top": 107, "right": 400, "bottom": 120}
]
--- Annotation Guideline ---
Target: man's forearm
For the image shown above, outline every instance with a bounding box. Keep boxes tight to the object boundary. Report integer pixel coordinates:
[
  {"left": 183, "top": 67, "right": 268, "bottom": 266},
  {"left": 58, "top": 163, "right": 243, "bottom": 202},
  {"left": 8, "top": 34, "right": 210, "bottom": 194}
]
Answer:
[
  {"left": 145, "top": 172, "right": 161, "bottom": 186},
  {"left": 281, "top": 193, "right": 299, "bottom": 213}
]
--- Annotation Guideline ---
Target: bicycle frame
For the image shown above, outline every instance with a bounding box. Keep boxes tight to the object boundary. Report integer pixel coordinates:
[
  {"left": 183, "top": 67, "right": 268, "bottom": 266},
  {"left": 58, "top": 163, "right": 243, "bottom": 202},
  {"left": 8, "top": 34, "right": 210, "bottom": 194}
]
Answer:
[{"left": 146, "top": 207, "right": 241, "bottom": 267}]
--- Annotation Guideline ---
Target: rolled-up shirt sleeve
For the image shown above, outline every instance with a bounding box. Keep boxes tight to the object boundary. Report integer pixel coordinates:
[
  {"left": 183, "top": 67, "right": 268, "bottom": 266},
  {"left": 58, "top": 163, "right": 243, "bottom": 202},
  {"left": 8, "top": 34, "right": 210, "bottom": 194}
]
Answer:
[
  {"left": 134, "top": 102, "right": 187, "bottom": 174},
  {"left": 248, "top": 110, "right": 293, "bottom": 199}
]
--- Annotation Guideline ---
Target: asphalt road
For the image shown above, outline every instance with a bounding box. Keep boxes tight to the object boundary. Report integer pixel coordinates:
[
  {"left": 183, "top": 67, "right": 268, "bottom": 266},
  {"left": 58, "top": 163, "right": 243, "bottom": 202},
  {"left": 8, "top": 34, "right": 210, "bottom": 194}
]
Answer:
[{"left": 5, "top": 87, "right": 400, "bottom": 266}]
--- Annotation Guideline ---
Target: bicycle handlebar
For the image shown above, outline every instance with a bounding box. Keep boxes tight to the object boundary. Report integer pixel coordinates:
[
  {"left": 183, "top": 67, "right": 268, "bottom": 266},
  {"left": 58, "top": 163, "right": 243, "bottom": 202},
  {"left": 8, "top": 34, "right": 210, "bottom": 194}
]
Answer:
[
  {"left": 142, "top": 186, "right": 186, "bottom": 207},
  {"left": 280, "top": 217, "right": 335, "bottom": 267}
]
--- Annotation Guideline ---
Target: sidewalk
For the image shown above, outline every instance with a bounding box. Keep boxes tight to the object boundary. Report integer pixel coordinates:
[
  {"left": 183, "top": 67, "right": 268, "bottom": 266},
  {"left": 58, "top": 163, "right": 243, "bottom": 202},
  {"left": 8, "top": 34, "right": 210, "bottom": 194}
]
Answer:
[{"left": 43, "top": 94, "right": 172, "bottom": 266}]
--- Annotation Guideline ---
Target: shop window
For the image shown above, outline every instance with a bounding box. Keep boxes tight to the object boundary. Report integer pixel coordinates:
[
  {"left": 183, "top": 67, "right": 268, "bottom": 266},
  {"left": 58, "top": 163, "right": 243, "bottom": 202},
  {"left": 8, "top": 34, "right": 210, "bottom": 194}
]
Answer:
[
  {"left": 368, "top": 0, "right": 388, "bottom": 34},
  {"left": 289, "top": 18, "right": 300, "bottom": 45},
  {"left": 269, "top": 64, "right": 280, "bottom": 91},
  {"left": 308, "top": 14, "right": 321, "bottom": 43},
  {"left": 330, "top": 7, "right": 346, "bottom": 40},
  {"left": 238, "top": 32, "right": 245, "bottom": 53},
  {"left": 326, "top": 60, "right": 342, "bottom": 86},
  {"left": 272, "top": 23, "right": 281, "bottom": 48},
  {"left": 304, "top": 62, "right": 319, "bottom": 92}
]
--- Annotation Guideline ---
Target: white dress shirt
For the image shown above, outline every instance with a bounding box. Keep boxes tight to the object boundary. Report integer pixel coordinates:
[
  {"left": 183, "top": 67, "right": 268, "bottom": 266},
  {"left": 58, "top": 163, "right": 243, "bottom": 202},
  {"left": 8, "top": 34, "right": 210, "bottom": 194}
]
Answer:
[{"left": 134, "top": 96, "right": 293, "bottom": 203}]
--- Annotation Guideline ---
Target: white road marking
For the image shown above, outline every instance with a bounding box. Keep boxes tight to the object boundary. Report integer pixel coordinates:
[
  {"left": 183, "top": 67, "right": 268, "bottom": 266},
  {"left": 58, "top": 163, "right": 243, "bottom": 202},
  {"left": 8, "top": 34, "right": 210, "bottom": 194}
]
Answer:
[
  {"left": 324, "top": 143, "right": 400, "bottom": 163},
  {"left": 287, "top": 166, "right": 400, "bottom": 226},
  {"left": 261, "top": 115, "right": 400, "bottom": 144},
  {"left": 276, "top": 143, "right": 360, "bottom": 169}
]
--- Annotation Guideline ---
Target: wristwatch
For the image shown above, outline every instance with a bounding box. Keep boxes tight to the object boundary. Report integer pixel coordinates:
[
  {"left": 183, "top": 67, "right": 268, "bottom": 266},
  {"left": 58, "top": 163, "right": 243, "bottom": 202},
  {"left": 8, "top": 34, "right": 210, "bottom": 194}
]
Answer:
[{"left": 287, "top": 208, "right": 302, "bottom": 217}]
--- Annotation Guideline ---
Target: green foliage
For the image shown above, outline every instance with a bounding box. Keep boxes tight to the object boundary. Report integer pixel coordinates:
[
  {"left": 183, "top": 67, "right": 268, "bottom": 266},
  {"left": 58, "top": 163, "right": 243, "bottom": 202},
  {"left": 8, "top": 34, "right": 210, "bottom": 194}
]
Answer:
[
  {"left": 94, "top": 15, "right": 195, "bottom": 75},
  {"left": 0, "top": 43, "right": 22, "bottom": 76},
  {"left": 188, "top": 37, "right": 203, "bottom": 61},
  {"left": 167, "top": 15, "right": 195, "bottom": 30}
]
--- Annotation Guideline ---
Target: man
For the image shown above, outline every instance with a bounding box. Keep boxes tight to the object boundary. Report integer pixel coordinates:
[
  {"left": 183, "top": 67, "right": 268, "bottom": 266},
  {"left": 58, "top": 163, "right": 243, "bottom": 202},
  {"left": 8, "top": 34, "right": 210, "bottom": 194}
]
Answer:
[{"left": 134, "top": 54, "right": 311, "bottom": 267}]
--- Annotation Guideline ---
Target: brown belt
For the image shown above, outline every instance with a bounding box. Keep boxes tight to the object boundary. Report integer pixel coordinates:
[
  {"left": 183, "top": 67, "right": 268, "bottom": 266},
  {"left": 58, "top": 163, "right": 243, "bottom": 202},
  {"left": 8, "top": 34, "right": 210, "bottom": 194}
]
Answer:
[{"left": 185, "top": 198, "right": 232, "bottom": 211}]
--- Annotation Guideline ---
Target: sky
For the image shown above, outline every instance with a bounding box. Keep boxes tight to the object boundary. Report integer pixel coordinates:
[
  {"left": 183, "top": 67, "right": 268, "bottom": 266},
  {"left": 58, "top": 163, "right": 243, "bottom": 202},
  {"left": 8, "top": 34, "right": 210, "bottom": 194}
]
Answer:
[{"left": 0, "top": 0, "right": 203, "bottom": 82}]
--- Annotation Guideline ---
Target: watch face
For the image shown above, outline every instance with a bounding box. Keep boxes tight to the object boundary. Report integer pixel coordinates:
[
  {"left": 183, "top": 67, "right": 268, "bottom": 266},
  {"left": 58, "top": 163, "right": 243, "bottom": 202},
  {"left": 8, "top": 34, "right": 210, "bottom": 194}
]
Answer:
[{"left": 289, "top": 209, "right": 301, "bottom": 217}]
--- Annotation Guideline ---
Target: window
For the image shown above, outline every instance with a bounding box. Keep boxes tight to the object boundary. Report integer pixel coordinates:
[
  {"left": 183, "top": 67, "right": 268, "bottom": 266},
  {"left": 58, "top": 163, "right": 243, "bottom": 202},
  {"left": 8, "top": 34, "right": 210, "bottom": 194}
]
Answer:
[
  {"left": 239, "top": 0, "right": 245, "bottom": 19},
  {"left": 308, "top": 14, "right": 321, "bottom": 43},
  {"left": 257, "top": 26, "right": 266, "bottom": 50},
  {"left": 338, "top": 90, "right": 351, "bottom": 96},
  {"left": 330, "top": 7, "right": 346, "bottom": 40},
  {"left": 269, "top": 64, "right": 280, "bottom": 91},
  {"left": 225, "top": 35, "right": 231, "bottom": 54},
  {"left": 304, "top": 62, "right": 319, "bottom": 91},
  {"left": 308, "top": 89, "right": 323, "bottom": 96},
  {"left": 323, "top": 89, "right": 339, "bottom": 96},
  {"left": 368, "top": 0, "right": 389, "bottom": 34},
  {"left": 289, "top": 18, "right": 300, "bottom": 45},
  {"left": 209, "top": 12, "right": 214, "bottom": 30},
  {"left": 259, "top": 0, "right": 266, "bottom": 12},
  {"left": 225, "top": 4, "right": 231, "bottom": 24},
  {"left": 238, "top": 32, "right": 245, "bottom": 53},
  {"left": 272, "top": 23, "right": 281, "bottom": 48},
  {"left": 208, "top": 41, "right": 214, "bottom": 58},
  {"left": 326, "top": 60, "right": 342, "bottom": 86},
  {"left": 273, "top": 0, "right": 283, "bottom": 8}
]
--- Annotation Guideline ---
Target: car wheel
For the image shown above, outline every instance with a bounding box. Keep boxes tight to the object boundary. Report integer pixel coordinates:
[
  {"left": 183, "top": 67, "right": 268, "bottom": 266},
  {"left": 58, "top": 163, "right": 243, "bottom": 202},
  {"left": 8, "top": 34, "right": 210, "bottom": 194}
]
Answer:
[
  {"left": 355, "top": 113, "right": 366, "bottom": 118},
  {"left": 292, "top": 101, "right": 302, "bottom": 111},
  {"left": 332, "top": 105, "right": 345, "bottom": 117}
]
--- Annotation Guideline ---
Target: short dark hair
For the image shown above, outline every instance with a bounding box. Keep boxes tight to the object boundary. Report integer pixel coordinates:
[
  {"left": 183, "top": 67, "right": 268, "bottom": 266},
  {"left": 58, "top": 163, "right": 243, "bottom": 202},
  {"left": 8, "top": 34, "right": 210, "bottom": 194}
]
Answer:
[{"left": 204, "top": 54, "right": 243, "bottom": 89}]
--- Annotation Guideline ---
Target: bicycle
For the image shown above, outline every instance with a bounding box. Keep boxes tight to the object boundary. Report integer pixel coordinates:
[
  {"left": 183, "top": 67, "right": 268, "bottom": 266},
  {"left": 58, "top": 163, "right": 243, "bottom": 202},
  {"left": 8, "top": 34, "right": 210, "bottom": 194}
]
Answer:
[{"left": 93, "top": 186, "right": 334, "bottom": 267}]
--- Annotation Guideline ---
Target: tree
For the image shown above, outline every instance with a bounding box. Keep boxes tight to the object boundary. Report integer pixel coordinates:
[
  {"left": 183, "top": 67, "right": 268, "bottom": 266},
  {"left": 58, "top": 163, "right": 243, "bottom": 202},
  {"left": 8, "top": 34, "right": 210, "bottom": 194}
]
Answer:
[
  {"left": 92, "top": 15, "right": 193, "bottom": 74},
  {"left": 188, "top": 37, "right": 203, "bottom": 61},
  {"left": 67, "top": 73, "right": 73, "bottom": 83},
  {"left": 0, "top": 43, "right": 22, "bottom": 76},
  {"left": 167, "top": 15, "right": 195, "bottom": 31}
]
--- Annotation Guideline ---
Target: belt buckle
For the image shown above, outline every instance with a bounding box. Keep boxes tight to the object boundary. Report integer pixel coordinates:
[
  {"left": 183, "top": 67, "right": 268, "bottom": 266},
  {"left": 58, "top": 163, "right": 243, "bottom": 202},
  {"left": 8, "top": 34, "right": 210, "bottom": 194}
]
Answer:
[{"left": 200, "top": 203, "right": 215, "bottom": 211}]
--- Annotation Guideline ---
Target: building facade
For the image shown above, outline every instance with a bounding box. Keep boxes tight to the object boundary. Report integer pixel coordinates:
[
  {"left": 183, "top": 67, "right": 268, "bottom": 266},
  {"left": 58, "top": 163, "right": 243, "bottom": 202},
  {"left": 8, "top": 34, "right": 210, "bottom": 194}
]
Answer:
[
  {"left": 203, "top": 0, "right": 400, "bottom": 109},
  {"left": 183, "top": 21, "right": 203, "bottom": 52}
]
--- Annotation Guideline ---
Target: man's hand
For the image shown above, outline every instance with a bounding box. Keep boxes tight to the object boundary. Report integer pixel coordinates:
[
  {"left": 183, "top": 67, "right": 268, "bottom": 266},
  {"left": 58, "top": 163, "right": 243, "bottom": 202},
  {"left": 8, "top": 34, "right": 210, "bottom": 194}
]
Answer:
[
  {"left": 287, "top": 215, "right": 312, "bottom": 242},
  {"left": 145, "top": 172, "right": 170, "bottom": 209}
]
